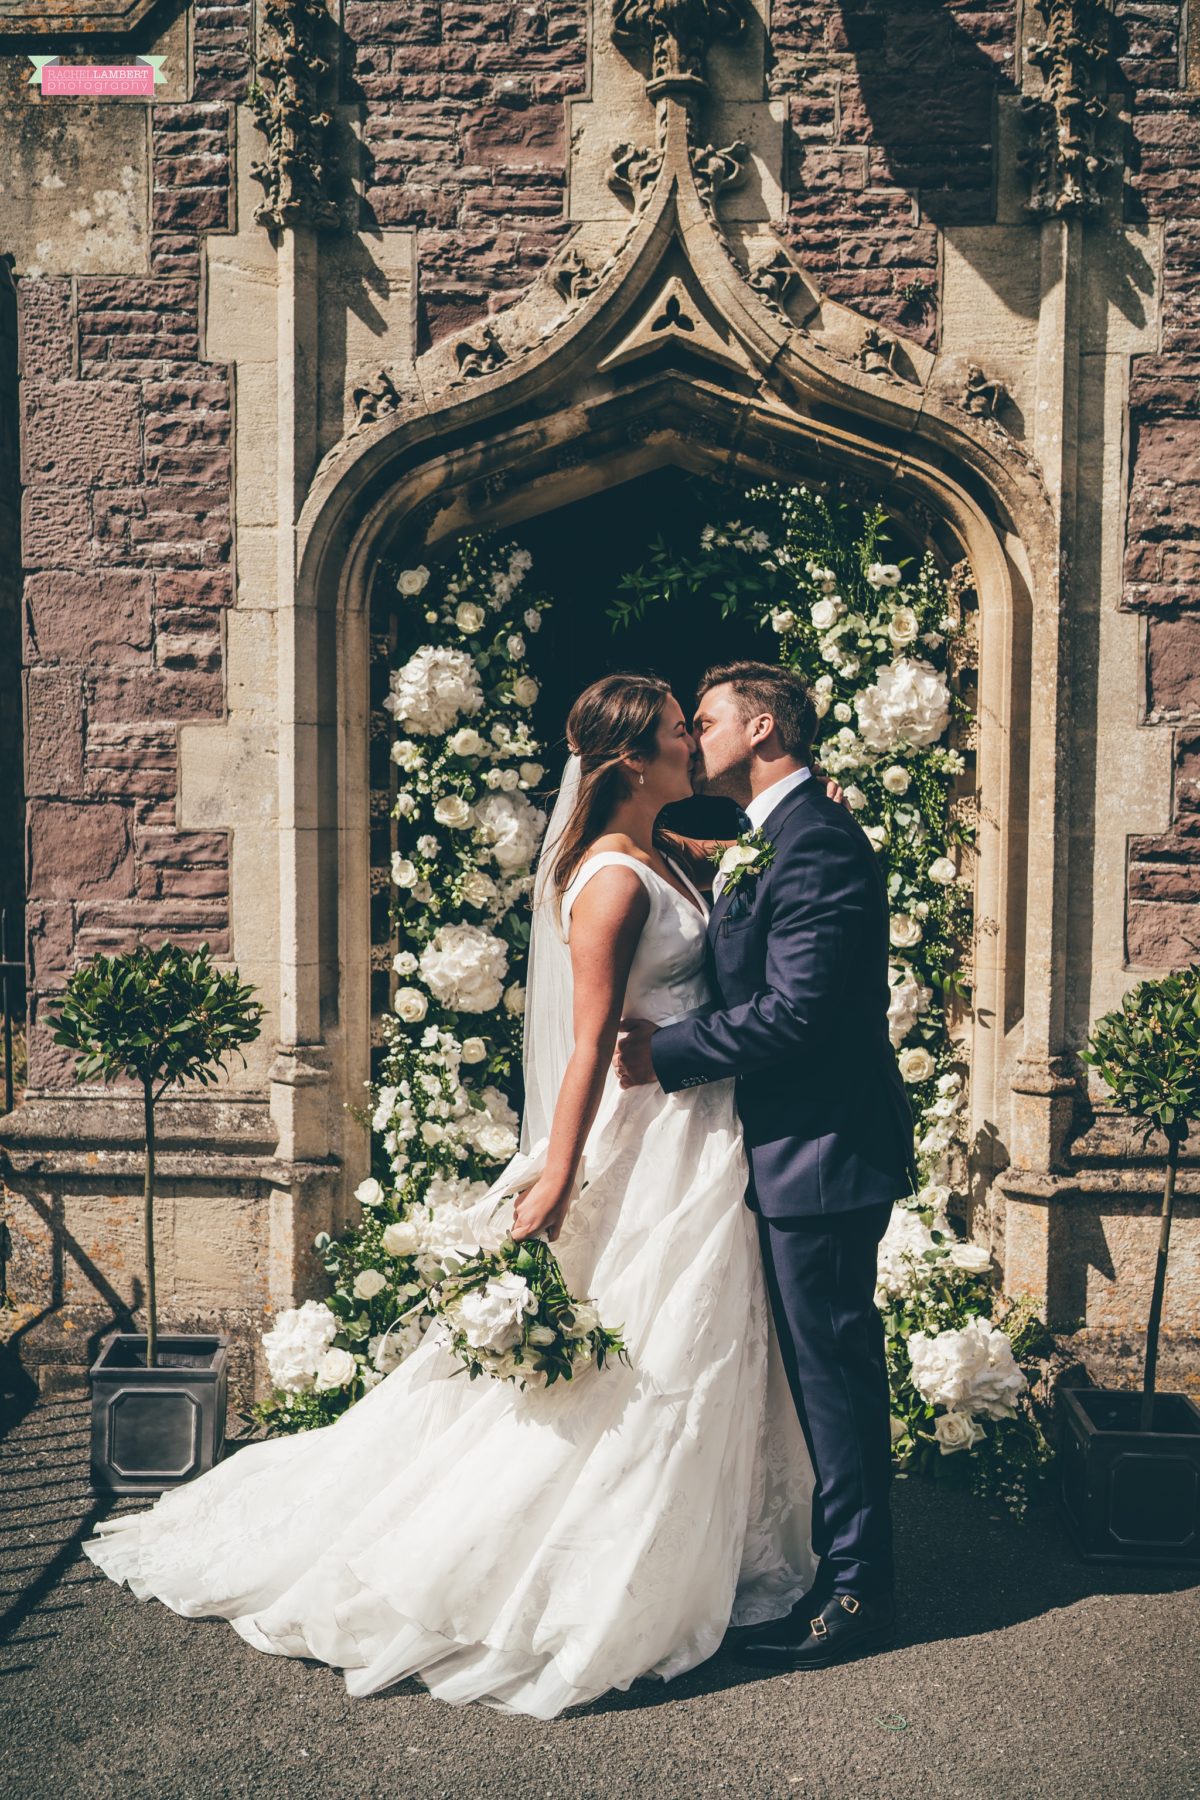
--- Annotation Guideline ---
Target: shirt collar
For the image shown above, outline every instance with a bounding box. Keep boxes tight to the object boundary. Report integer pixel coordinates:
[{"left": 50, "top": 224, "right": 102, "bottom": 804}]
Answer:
[{"left": 744, "top": 765, "right": 812, "bottom": 832}]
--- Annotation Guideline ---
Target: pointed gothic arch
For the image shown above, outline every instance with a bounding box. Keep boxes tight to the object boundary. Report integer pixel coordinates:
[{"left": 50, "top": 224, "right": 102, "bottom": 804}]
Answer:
[{"left": 287, "top": 96, "right": 1069, "bottom": 1241}]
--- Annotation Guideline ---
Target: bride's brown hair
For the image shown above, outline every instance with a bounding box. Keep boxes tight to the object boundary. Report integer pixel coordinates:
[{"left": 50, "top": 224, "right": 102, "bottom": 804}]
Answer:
[{"left": 548, "top": 672, "right": 673, "bottom": 905}]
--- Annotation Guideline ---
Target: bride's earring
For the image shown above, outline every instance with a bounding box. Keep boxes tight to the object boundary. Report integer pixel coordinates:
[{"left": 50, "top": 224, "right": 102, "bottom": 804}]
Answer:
[{"left": 638, "top": 773, "right": 645, "bottom": 786}]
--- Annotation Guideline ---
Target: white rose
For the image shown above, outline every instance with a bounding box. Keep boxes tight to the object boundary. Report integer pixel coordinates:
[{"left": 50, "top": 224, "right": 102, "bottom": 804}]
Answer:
[
  {"left": 455, "top": 601, "right": 486, "bottom": 634},
  {"left": 810, "top": 597, "right": 843, "bottom": 630},
  {"left": 394, "top": 987, "right": 428, "bottom": 1023},
  {"left": 899, "top": 1045, "right": 935, "bottom": 1083},
  {"left": 843, "top": 786, "right": 866, "bottom": 811},
  {"left": 856, "top": 657, "right": 951, "bottom": 753},
  {"left": 499, "top": 768, "right": 520, "bottom": 792},
  {"left": 390, "top": 738, "right": 422, "bottom": 771},
  {"left": 503, "top": 982, "right": 526, "bottom": 1016},
  {"left": 834, "top": 702, "right": 853, "bottom": 724},
  {"left": 313, "top": 1346, "right": 358, "bottom": 1392},
  {"left": 417, "top": 835, "right": 438, "bottom": 856},
  {"left": 864, "top": 825, "right": 887, "bottom": 852},
  {"left": 419, "top": 922, "right": 509, "bottom": 1013},
  {"left": 353, "top": 1268, "right": 388, "bottom": 1300},
  {"left": 460, "top": 869, "right": 498, "bottom": 909},
  {"left": 433, "top": 793, "right": 471, "bottom": 828},
  {"left": 506, "top": 634, "right": 525, "bottom": 659},
  {"left": 882, "top": 764, "right": 910, "bottom": 795},
  {"left": 391, "top": 854, "right": 418, "bottom": 888},
  {"left": 770, "top": 607, "right": 796, "bottom": 633},
  {"left": 562, "top": 1301, "right": 600, "bottom": 1338},
  {"left": 393, "top": 950, "right": 418, "bottom": 975},
  {"left": 887, "top": 962, "right": 932, "bottom": 1047},
  {"left": 397, "top": 566, "right": 430, "bottom": 596},
  {"left": 928, "top": 856, "right": 957, "bottom": 885},
  {"left": 867, "top": 562, "right": 902, "bottom": 588},
  {"left": 461, "top": 1036, "right": 488, "bottom": 1064},
  {"left": 948, "top": 1240, "right": 992, "bottom": 1274},
  {"left": 354, "top": 1177, "right": 385, "bottom": 1208},
  {"left": 382, "top": 1218, "right": 424, "bottom": 1259},
  {"left": 395, "top": 791, "right": 417, "bottom": 817},
  {"left": 524, "top": 608, "right": 541, "bottom": 632},
  {"left": 474, "top": 1119, "right": 519, "bottom": 1160},
  {"left": 526, "top": 1323, "right": 557, "bottom": 1347},
  {"left": 512, "top": 674, "right": 539, "bottom": 707},
  {"left": 887, "top": 606, "right": 920, "bottom": 646},
  {"left": 519, "top": 761, "right": 544, "bottom": 786},
  {"left": 889, "top": 914, "right": 923, "bottom": 949},
  {"left": 933, "top": 1410, "right": 985, "bottom": 1455},
  {"left": 811, "top": 690, "right": 831, "bottom": 719},
  {"left": 875, "top": 1205, "right": 937, "bottom": 1299},
  {"left": 448, "top": 726, "right": 486, "bottom": 757},
  {"left": 719, "top": 843, "right": 760, "bottom": 876}
]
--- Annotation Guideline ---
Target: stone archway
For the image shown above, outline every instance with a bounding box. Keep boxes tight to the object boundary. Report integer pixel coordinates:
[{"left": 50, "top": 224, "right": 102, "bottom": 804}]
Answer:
[{"left": 277, "top": 78, "right": 1065, "bottom": 1282}]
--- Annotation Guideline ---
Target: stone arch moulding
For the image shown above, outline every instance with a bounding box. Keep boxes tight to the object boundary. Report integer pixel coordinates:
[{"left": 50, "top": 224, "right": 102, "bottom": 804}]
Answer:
[{"left": 292, "top": 97, "right": 1069, "bottom": 1241}]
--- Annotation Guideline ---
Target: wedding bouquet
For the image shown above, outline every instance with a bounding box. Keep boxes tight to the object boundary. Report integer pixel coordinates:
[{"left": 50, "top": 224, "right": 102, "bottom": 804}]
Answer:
[{"left": 427, "top": 1229, "right": 627, "bottom": 1390}]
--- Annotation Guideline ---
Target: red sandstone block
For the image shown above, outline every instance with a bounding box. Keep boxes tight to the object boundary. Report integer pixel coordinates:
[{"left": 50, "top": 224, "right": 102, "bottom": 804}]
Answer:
[
  {"left": 25, "top": 570, "right": 154, "bottom": 664},
  {"left": 461, "top": 103, "right": 565, "bottom": 163},
  {"left": 135, "top": 827, "right": 228, "bottom": 866},
  {"left": 1126, "top": 899, "right": 1200, "bottom": 967},
  {"left": 142, "top": 376, "right": 230, "bottom": 412},
  {"left": 25, "top": 667, "right": 84, "bottom": 799},
  {"left": 21, "top": 488, "right": 91, "bottom": 571},
  {"left": 73, "top": 899, "right": 230, "bottom": 959},
  {"left": 1147, "top": 615, "right": 1200, "bottom": 717},
  {"left": 27, "top": 902, "right": 75, "bottom": 988},
  {"left": 1162, "top": 545, "right": 1200, "bottom": 582},
  {"left": 151, "top": 237, "right": 203, "bottom": 280},
  {"left": 156, "top": 569, "right": 233, "bottom": 608},
  {"left": 345, "top": 0, "right": 441, "bottom": 42},
  {"left": 27, "top": 800, "right": 135, "bottom": 902},
  {"left": 1131, "top": 418, "right": 1200, "bottom": 485},
  {"left": 18, "top": 280, "right": 74, "bottom": 379},
  {"left": 92, "top": 488, "right": 232, "bottom": 571},
  {"left": 21, "top": 380, "right": 142, "bottom": 487},
  {"left": 86, "top": 722, "right": 178, "bottom": 802},
  {"left": 87, "top": 666, "right": 224, "bottom": 725}
]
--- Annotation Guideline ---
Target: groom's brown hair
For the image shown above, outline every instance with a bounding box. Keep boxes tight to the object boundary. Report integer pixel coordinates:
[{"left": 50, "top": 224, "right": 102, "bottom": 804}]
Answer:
[{"left": 696, "top": 660, "right": 816, "bottom": 762}]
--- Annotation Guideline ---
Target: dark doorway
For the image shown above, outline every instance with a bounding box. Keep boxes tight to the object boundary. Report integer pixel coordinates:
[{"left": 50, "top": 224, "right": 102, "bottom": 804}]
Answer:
[{"left": 519, "top": 468, "right": 776, "bottom": 838}]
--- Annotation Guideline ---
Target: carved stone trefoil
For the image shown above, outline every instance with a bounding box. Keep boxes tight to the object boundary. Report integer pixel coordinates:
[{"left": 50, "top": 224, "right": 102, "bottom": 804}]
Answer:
[
  {"left": 611, "top": 0, "right": 750, "bottom": 105},
  {"left": 1019, "top": 0, "right": 1112, "bottom": 218},
  {"left": 247, "top": 0, "right": 341, "bottom": 236}
]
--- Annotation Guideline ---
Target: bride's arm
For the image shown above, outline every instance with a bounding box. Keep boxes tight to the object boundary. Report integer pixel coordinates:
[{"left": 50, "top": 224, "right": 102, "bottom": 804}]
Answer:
[{"left": 510, "top": 868, "right": 650, "bottom": 1242}]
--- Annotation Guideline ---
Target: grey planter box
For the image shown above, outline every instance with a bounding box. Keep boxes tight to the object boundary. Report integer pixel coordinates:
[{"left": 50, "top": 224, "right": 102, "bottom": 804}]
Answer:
[
  {"left": 89, "top": 1331, "right": 229, "bottom": 1497},
  {"left": 1059, "top": 1386, "right": 1200, "bottom": 1567}
]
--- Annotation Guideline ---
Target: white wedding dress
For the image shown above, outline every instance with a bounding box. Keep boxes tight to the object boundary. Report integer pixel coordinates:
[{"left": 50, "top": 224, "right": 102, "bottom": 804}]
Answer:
[{"left": 83, "top": 851, "right": 816, "bottom": 1719}]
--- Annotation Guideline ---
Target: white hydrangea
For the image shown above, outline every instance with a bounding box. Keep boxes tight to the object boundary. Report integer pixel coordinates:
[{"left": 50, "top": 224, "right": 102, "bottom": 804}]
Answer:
[
  {"left": 855, "top": 657, "right": 951, "bottom": 752},
  {"left": 450, "top": 1270, "right": 536, "bottom": 1352},
  {"left": 875, "top": 1206, "right": 937, "bottom": 1299},
  {"left": 262, "top": 1298, "right": 339, "bottom": 1394},
  {"left": 887, "top": 962, "right": 932, "bottom": 1048},
  {"left": 473, "top": 789, "right": 546, "bottom": 874},
  {"left": 418, "top": 922, "right": 509, "bottom": 1013},
  {"left": 385, "top": 646, "right": 484, "bottom": 736},
  {"left": 907, "top": 1316, "right": 1027, "bottom": 1420},
  {"left": 369, "top": 1317, "right": 424, "bottom": 1374}
]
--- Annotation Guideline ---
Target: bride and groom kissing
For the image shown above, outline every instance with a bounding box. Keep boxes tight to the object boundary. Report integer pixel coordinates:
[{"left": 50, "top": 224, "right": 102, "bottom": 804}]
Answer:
[{"left": 84, "top": 659, "right": 918, "bottom": 1720}]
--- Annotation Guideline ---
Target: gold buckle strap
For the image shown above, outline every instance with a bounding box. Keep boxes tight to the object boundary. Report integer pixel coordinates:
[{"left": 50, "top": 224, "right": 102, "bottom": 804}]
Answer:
[
  {"left": 838, "top": 1595, "right": 860, "bottom": 1615},
  {"left": 809, "top": 1616, "right": 828, "bottom": 1639}
]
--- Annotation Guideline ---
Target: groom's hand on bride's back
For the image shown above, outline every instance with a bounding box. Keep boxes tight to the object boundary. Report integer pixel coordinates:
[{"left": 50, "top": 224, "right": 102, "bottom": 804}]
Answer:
[{"left": 614, "top": 1017, "right": 660, "bottom": 1088}]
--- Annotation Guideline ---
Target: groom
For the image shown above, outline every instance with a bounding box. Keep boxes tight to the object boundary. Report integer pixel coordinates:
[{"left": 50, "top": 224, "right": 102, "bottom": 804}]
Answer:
[{"left": 615, "top": 660, "right": 916, "bottom": 1670}]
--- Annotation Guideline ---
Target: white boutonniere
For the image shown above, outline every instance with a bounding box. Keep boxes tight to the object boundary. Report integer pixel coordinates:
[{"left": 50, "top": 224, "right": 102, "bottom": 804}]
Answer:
[{"left": 712, "top": 828, "right": 776, "bottom": 896}]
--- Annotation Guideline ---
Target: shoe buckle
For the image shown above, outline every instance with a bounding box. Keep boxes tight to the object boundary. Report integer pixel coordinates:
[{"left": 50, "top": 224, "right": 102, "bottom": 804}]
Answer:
[
  {"left": 838, "top": 1595, "right": 860, "bottom": 1615},
  {"left": 809, "top": 1615, "right": 828, "bottom": 1639}
]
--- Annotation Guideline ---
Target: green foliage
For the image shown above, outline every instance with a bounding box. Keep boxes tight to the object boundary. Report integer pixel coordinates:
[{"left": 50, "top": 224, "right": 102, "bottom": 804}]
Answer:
[
  {"left": 49, "top": 941, "right": 264, "bottom": 1100},
  {"left": 1083, "top": 966, "right": 1200, "bottom": 1143}
]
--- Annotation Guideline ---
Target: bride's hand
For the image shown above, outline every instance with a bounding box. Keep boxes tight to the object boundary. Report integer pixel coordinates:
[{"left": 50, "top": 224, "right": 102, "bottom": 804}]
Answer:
[
  {"left": 812, "top": 761, "right": 847, "bottom": 810},
  {"left": 511, "top": 1176, "right": 572, "bottom": 1244}
]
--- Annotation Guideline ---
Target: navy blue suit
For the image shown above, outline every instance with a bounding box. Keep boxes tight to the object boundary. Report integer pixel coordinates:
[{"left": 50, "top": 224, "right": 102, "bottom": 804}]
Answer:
[{"left": 651, "top": 778, "right": 916, "bottom": 1598}]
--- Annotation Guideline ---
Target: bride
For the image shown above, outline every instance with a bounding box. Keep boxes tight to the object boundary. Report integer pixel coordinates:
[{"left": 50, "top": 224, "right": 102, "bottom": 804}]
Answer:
[{"left": 83, "top": 671, "right": 820, "bottom": 1719}]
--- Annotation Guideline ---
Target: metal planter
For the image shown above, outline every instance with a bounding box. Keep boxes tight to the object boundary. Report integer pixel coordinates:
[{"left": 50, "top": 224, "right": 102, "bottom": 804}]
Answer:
[
  {"left": 1059, "top": 1386, "right": 1200, "bottom": 1567},
  {"left": 89, "top": 1330, "right": 229, "bottom": 1497}
]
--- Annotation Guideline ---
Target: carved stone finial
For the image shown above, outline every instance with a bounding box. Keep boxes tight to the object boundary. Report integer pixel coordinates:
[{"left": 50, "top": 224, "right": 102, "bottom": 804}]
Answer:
[
  {"left": 611, "top": 0, "right": 750, "bottom": 104},
  {"left": 247, "top": 0, "right": 341, "bottom": 235},
  {"left": 1019, "top": 0, "right": 1112, "bottom": 218},
  {"left": 453, "top": 322, "right": 509, "bottom": 382}
]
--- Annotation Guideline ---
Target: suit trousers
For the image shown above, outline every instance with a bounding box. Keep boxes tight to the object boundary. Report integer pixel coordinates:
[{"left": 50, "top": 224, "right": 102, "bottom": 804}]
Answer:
[{"left": 757, "top": 1198, "right": 895, "bottom": 1600}]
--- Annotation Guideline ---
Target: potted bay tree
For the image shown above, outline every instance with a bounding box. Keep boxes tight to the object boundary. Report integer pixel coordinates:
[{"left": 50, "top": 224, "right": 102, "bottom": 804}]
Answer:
[
  {"left": 50, "top": 942, "right": 263, "bottom": 1496},
  {"left": 1061, "top": 967, "right": 1200, "bottom": 1564}
]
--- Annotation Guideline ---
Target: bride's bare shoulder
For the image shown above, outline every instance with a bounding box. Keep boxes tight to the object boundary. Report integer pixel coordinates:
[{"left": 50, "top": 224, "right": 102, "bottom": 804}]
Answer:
[{"left": 581, "top": 832, "right": 643, "bottom": 864}]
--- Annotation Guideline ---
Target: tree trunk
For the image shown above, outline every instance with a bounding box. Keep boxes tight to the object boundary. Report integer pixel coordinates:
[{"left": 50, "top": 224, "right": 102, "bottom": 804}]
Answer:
[
  {"left": 144, "top": 1080, "right": 158, "bottom": 1369},
  {"left": 1140, "top": 1132, "right": 1179, "bottom": 1432}
]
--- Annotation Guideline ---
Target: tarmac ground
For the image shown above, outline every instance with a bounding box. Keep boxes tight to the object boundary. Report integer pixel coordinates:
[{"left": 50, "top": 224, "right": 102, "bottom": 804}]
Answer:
[{"left": 1, "top": 1394, "right": 1197, "bottom": 1800}]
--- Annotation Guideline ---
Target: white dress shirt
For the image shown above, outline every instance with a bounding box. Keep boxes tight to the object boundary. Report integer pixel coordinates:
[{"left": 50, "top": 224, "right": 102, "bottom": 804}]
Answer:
[{"left": 713, "top": 765, "right": 812, "bottom": 899}]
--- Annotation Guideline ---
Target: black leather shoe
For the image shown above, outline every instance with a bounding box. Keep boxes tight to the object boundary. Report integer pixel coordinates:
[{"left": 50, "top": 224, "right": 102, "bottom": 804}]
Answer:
[
  {"left": 734, "top": 1592, "right": 895, "bottom": 1671},
  {"left": 723, "top": 1576, "right": 835, "bottom": 1648}
]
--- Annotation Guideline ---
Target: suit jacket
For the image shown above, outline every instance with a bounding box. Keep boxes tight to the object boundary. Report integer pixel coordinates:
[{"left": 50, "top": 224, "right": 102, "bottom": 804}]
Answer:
[{"left": 650, "top": 779, "right": 918, "bottom": 1219}]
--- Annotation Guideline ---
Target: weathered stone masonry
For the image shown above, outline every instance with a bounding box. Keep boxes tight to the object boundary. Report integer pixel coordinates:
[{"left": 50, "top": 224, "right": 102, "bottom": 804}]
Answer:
[{"left": 1, "top": 0, "right": 1198, "bottom": 1399}]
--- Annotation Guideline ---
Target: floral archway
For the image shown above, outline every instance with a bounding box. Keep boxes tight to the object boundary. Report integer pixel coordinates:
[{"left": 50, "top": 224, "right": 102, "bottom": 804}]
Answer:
[{"left": 258, "top": 473, "right": 1050, "bottom": 1514}]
